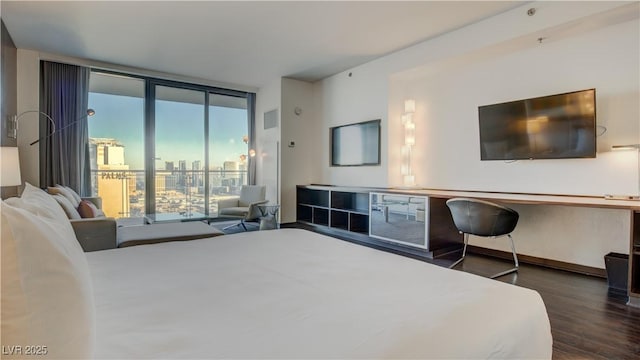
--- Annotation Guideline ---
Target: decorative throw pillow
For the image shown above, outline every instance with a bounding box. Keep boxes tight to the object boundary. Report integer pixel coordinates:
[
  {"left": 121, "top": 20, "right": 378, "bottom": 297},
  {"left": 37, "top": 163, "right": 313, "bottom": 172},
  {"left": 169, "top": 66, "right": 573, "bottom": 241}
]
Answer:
[
  {"left": 0, "top": 198, "right": 95, "bottom": 359},
  {"left": 77, "top": 200, "right": 99, "bottom": 219},
  {"left": 48, "top": 185, "right": 80, "bottom": 208},
  {"left": 52, "top": 194, "right": 82, "bottom": 220},
  {"left": 64, "top": 185, "right": 83, "bottom": 204}
]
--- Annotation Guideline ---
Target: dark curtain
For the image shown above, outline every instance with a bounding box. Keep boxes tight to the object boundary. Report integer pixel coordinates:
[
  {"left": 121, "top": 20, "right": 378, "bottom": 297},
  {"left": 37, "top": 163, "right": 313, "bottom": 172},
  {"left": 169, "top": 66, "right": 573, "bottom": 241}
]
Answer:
[
  {"left": 247, "top": 92, "right": 257, "bottom": 185},
  {"left": 39, "top": 61, "right": 90, "bottom": 195}
]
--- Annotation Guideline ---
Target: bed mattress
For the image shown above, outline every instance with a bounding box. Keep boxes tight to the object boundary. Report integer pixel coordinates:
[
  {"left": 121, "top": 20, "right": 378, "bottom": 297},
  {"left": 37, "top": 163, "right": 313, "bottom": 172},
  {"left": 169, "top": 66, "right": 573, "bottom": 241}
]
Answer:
[{"left": 87, "top": 228, "right": 552, "bottom": 359}]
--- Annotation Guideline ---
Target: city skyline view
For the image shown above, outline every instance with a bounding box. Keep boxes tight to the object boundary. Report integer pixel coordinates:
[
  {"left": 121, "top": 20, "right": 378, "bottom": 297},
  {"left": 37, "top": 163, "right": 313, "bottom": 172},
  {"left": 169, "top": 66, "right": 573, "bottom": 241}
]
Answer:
[{"left": 88, "top": 92, "right": 249, "bottom": 170}]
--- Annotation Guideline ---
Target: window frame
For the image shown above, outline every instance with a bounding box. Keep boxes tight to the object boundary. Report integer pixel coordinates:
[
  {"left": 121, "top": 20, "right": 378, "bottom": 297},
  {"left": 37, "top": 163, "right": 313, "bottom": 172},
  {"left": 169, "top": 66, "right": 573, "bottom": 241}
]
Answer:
[{"left": 88, "top": 69, "right": 253, "bottom": 217}]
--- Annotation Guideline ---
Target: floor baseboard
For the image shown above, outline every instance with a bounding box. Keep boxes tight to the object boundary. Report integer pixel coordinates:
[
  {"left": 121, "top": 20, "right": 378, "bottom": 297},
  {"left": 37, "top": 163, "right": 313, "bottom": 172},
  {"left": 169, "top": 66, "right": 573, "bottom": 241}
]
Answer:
[{"left": 466, "top": 244, "right": 607, "bottom": 278}]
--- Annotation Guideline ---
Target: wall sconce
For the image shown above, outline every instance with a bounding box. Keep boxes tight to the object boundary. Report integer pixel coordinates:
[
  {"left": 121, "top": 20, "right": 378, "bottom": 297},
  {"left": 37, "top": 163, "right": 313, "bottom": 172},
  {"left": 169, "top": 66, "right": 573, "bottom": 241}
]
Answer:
[
  {"left": 239, "top": 149, "right": 256, "bottom": 163},
  {"left": 0, "top": 146, "right": 22, "bottom": 187},
  {"left": 608, "top": 144, "right": 640, "bottom": 200},
  {"left": 402, "top": 99, "right": 417, "bottom": 187}
]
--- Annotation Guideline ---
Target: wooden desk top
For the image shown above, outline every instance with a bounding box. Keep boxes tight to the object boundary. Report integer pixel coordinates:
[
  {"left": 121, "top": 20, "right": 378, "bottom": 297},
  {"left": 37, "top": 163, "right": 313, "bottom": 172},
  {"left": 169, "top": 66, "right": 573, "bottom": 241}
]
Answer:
[
  {"left": 300, "top": 185, "right": 640, "bottom": 210},
  {"left": 386, "top": 188, "right": 640, "bottom": 210}
]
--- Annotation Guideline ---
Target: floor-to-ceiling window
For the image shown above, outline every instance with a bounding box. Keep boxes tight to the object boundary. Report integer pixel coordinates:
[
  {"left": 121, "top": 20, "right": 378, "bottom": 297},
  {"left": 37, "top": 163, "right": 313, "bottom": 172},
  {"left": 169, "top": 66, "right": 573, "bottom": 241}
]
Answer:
[
  {"left": 208, "top": 93, "right": 249, "bottom": 216},
  {"left": 88, "top": 70, "right": 251, "bottom": 220},
  {"left": 88, "top": 72, "right": 145, "bottom": 218},
  {"left": 153, "top": 86, "right": 206, "bottom": 215}
]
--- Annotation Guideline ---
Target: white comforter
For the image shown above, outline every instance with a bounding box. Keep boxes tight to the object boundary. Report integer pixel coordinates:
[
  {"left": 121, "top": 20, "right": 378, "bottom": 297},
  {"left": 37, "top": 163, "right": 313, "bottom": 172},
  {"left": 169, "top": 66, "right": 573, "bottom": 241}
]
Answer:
[{"left": 87, "top": 228, "right": 552, "bottom": 359}]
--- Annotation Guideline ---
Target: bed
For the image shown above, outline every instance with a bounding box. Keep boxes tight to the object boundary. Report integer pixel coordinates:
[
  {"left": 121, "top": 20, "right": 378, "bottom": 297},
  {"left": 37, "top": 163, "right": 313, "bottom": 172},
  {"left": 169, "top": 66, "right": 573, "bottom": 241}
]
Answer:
[{"left": 86, "top": 228, "right": 552, "bottom": 359}]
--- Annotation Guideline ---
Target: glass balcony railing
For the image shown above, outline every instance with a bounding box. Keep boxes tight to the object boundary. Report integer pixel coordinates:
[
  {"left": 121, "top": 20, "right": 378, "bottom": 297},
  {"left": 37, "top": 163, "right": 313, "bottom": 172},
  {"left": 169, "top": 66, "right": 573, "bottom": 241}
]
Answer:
[{"left": 90, "top": 169, "right": 248, "bottom": 219}]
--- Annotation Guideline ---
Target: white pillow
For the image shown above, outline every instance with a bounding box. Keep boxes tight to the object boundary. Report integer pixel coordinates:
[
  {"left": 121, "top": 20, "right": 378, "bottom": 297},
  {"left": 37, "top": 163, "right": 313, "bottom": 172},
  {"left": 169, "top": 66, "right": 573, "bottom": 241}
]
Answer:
[
  {"left": 47, "top": 185, "right": 79, "bottom": 208},
  {"left": 0, "top": 197, "right": 95, "bottom": 359},
  {"left": 16, "top": 183, "right": 71, "bottom": 224},
  {"left": 52, "top": 194, "right": 82, "bottom": 220},
  {"left": 63, "top": 185, "right": 83, "bottom": 204}
]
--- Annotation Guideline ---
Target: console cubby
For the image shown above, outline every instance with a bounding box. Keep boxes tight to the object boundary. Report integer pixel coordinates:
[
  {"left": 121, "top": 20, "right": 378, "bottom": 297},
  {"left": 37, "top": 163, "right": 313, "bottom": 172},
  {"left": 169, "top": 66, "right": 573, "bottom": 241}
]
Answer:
[
  {"left": 331, "top": 191, "right": 369, "bottom": 214},
  {"left": 349, "top": 213, "right": 369, "bottom": 234},
  {"left": 297, "top": 187, "right": 329, "bottom": 207},
  {"left": 313, "top": 208, "right": 329, "bottom": 226},
  {"left": 330, "top": 210, "right": 349, "bottom": 231},
  {"left": 297, "top": 185, "right": 370, "bottom": 236}
]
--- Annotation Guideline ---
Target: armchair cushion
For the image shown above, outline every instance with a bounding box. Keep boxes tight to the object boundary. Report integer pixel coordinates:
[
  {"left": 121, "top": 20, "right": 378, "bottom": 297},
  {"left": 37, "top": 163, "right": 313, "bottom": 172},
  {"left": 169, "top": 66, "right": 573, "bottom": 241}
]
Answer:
[
  {"left": 238, "top": 185, "right": 267, "bottom": 207},
  {"left": 219, "top": 207, "right": 248, "bottom": 217},
  {"left": 217, "top": 197, "right": 240, "bottom": 210}
]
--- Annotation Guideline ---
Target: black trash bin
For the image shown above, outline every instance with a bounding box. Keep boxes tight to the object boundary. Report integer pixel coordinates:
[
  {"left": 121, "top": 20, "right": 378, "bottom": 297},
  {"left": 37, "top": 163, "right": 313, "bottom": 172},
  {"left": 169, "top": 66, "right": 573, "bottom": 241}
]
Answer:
[{"left": 604, "top": 252, "right": 628, "bottom": 292}]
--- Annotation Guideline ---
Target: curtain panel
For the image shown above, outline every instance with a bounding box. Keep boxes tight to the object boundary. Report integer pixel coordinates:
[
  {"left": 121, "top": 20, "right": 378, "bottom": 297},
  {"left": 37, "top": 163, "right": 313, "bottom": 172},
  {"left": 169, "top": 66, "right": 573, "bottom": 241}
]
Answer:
[{"left": 39, "top": 61, "right": 91, "bottom": 195}]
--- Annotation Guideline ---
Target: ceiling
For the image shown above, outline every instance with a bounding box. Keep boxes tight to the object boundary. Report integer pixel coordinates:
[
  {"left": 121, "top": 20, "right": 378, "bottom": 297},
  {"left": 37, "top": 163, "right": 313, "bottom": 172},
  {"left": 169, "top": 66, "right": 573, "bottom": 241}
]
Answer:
[{"left": 2, "top": 1, "right": 524, "bottom": 89}]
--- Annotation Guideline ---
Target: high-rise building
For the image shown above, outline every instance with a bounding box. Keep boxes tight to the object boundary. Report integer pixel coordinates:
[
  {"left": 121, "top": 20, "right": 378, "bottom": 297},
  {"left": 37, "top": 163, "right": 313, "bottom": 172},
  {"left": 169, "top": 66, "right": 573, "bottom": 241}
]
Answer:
[
  {"left": 90, "top": 138, "right": 130, "bottom": 218},
  {"left": 223, "top": 161, "right": 240, "bottom": 186},
  {"left": 165, "top": 161, "right": 174, "bottom": 171},
  {"left": 192, "top": 160, "right": 201, "bottom": 187},
  {"left": 178, "top": 160, "right": 187, "bottom": 186}
]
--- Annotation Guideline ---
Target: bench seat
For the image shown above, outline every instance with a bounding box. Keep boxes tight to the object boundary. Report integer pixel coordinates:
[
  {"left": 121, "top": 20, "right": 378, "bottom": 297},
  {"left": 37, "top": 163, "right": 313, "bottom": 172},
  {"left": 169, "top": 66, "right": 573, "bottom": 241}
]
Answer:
[{"left": 117, "top": 222, "right": 224, "bottom": 248}]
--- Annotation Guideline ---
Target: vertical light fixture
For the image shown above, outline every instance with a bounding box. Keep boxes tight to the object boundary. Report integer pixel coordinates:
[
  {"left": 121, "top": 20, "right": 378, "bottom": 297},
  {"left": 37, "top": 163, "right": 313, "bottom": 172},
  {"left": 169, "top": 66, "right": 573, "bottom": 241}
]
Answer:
[{"left": 402, "top": 99, "right": 416, "bottom": 187}]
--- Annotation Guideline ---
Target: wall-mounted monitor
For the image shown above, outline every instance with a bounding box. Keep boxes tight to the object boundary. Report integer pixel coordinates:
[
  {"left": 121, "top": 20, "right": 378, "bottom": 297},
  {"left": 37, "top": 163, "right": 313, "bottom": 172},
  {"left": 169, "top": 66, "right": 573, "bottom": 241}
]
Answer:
[
  {"left": 331, "top": 119, "right": 381, "bottom": 166},
  {"left": 478, "top": 89, "right": 596, "bottom": 160}
]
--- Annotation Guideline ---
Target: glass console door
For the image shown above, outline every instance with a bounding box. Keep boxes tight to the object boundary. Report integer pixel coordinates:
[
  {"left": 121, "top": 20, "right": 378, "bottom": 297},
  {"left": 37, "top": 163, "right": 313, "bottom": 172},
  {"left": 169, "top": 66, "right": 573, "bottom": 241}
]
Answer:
[{"left": 369, "top": 192, "right": 428, "bottom": 249}]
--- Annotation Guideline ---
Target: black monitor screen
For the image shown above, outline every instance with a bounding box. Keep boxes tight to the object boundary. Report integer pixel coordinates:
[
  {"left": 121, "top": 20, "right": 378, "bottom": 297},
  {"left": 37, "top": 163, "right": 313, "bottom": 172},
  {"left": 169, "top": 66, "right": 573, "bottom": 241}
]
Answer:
[
  {"left": 331, "top": 119, "right": 381, "bottom": 166},
  {"left": 478, "top": 89, "right": 596, "bottom": 160}
]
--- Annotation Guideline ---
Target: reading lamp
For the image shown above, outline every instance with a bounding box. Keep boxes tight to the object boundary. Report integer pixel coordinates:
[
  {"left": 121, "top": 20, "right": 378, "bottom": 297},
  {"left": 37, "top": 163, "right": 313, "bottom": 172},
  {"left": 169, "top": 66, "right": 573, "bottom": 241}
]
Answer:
[
  {"left": 8, "top": 109, "right": 96, "bottom": 146},
  {"left": 7, "top": 111, "right": 55, "bottom": 140},
  {"left": 608, "top": 144, "right": 640, "bottom": 200},
  {"left": 30, "top": 108, "right": 96, "bottom": 145}
]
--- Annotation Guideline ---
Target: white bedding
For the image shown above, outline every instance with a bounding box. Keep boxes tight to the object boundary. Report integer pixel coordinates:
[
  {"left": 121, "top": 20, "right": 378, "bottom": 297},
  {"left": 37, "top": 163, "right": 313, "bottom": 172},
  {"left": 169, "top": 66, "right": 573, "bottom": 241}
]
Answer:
[{"left": 87, "top": 228, "right": 552, "bottom": 359}]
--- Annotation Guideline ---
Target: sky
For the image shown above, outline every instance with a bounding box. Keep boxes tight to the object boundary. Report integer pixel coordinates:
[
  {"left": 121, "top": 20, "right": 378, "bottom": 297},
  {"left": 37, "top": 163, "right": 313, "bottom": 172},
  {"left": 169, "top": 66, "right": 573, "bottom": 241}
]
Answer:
[{"left": 88, "top": 92, "right": 248, "bottom": 170}]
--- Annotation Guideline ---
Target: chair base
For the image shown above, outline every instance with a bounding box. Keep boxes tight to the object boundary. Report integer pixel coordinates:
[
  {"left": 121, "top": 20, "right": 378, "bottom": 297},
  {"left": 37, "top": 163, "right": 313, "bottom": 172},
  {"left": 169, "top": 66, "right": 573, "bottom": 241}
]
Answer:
[
  {"left": 450, "top": 233, "right": 519, "bottom": 279},
  {"left": 222, "top": 219, "right": 258, "bottom": 231}
]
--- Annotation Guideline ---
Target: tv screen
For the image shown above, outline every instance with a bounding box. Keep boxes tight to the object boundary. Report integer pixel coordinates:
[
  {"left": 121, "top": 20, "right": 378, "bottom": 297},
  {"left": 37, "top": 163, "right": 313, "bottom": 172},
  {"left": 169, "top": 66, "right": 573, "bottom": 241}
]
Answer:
[
  {"left": 478, "top": 89, "right": 596, "bottom": 160},
  {"left": 331, "top": 119, "right": 381, "bottom": 166}
]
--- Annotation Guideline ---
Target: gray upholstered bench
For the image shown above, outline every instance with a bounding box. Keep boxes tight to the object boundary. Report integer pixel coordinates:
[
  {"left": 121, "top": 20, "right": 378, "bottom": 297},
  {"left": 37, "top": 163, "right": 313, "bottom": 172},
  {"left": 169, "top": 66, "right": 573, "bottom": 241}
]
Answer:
[{"left": 117, "top": 222, "right": 224, "bottom": 248}]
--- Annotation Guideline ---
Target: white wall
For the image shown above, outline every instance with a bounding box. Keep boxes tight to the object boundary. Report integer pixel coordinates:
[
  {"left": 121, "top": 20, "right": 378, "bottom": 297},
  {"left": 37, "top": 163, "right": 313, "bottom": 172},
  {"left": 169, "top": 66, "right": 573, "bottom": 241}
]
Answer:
[
  {"left": 311, "top": 1, "right": 639, "bottom": 269},
  {"left": 255, "top": 78, "right": 281, "bottom": 210},
  {"left": 280, "top": 78, "right": 320, "bottom": 223},
  {"left": 16, "top": 49, "right": 40, "bottom": 187},
  {"left": 390, "top": 18, "right": 639, "bottom": 195},
  {"left": 315, "top": 66, "right": 389, "bottom": 187},
  {"left": 255, "top": 77, "right": 320, "bottom": 224}
]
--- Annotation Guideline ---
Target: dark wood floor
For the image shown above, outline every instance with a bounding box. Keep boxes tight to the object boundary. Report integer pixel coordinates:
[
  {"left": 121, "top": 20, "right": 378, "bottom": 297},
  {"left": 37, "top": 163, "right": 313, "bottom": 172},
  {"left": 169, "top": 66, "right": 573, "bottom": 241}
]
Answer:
[
  {"left": 287, "top": 224, "right": 640, "bottom": 359},
  {"left": 451, "top": 254, "right": 640, "bottom": 359}
]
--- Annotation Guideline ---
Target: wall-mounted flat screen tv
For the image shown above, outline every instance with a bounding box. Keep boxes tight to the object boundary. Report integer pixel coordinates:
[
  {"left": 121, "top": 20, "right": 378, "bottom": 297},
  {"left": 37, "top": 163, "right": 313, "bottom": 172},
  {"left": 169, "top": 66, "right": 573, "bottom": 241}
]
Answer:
[
  {"left": 331, "top": 119, "right": 381, "bottom": 166},
  {"left": 478, "top": 89, "right": 596, "bottom": 160}
]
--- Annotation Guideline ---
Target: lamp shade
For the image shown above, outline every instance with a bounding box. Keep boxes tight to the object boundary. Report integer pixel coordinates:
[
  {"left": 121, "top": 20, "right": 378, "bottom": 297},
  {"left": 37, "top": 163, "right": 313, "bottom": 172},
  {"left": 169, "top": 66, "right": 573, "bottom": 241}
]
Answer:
[{"left": 0, "top": 147, "right": 22, "bottom": 186}]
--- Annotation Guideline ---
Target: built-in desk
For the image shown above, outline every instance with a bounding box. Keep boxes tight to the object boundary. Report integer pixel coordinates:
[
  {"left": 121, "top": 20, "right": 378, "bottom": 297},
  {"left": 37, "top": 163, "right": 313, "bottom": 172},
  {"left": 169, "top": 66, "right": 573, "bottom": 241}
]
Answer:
[
  {"left": 297, "top": 185, "right": 640, "bottom": 307},
  {"left": 388, "top": 189, "right": 640, "bottom": 307}
]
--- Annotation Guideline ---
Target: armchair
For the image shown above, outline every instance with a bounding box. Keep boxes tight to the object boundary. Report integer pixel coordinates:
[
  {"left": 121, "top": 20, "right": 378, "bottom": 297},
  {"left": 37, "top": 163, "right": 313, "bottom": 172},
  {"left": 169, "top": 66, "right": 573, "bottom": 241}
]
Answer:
[{"left": 218, "top": 185, "right": 268, "bottom": 231}]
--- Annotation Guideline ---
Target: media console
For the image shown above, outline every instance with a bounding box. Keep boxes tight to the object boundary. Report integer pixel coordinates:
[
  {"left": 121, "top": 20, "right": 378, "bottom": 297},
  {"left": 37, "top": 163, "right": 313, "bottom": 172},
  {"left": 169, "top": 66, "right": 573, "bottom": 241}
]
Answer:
[{"left": 296, "top": 185, "right": 640, "bottom": 307}]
